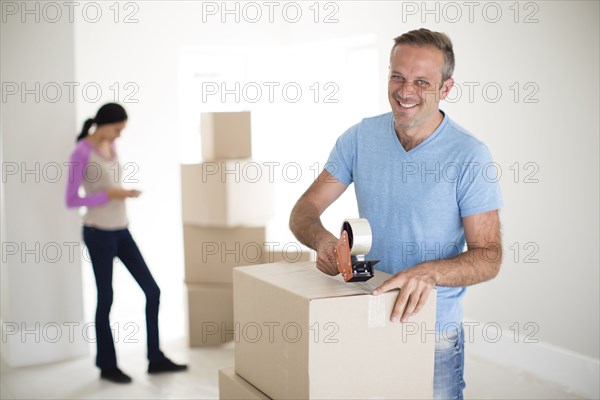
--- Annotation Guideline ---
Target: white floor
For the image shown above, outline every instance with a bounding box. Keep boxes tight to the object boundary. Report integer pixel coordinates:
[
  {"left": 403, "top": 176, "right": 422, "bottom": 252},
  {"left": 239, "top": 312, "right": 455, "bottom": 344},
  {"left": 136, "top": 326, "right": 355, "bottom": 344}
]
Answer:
[{"left": 0, "top": 336, "right": 587, "bottom": 400}]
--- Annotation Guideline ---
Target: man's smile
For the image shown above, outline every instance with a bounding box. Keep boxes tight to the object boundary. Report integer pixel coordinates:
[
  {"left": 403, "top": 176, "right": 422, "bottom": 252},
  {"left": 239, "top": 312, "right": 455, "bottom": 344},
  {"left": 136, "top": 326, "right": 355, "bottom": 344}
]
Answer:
[{"left": 394, "top": 97, "right": 421, "bottom": 110}]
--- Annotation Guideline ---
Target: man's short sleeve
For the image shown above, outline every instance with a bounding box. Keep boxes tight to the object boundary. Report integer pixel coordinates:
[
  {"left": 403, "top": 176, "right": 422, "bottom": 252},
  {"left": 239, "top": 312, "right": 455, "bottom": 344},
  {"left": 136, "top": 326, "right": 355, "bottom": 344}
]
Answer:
[
  {"left": 325, "top": 126, "right": 357, "bottom": 186},
  {"left": 457, "top": 143, "right": 504, "bottom": 217}
]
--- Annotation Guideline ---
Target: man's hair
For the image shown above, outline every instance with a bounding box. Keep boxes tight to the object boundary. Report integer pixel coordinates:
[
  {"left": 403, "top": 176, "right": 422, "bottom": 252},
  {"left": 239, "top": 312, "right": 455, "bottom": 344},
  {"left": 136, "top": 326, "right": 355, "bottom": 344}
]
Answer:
[{"left": 391, "top": 28, "right": 455, "bottom": 82}]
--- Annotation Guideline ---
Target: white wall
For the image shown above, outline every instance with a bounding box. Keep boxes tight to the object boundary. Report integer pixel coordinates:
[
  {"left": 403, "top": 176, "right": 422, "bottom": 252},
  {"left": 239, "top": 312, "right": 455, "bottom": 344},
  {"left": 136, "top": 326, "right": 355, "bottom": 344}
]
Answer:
[
  {"left": 3, "top": 1, "right": 597, "bottom": 394},
  {"left": 1, "top": 8, "right": 88, "bottom": 366}
]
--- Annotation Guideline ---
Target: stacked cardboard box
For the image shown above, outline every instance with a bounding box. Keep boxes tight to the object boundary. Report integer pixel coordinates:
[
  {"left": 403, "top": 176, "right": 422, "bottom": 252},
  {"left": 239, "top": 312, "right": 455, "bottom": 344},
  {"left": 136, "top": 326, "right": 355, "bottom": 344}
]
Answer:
[
  {"left": 219, "top": 367, "right": 270, "bottom": 400},
  {"left": 183, "top": 111, "right": 273, "bottom": 347},
  {"left": 219, "top": 262, "right": 437, "bottom": 399}
]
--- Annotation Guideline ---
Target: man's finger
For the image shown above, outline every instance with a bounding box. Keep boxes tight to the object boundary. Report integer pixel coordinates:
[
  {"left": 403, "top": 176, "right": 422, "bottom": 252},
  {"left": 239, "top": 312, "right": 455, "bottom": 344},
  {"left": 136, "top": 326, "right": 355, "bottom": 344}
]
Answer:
[
  {"left": 390, "top": 288, "right": 410, "bottom": 322},
  {"left": 316, "top": 257, "right": 328, "bottom": 273},
  {"left": 372, "top": 276, "right": 402, "bottom": 296},
  {"left": 316, "top": 257, "right": 339, "bottom": 276},
  {"left": 328, "top": 252, "right": 339, "bottom": 274},
  {"left": 412, "top": 286, "right": 433, "bottom": 316},
  {"left": 401, "top": 291, "right": 420, "bottom": 322},
  {"left": 329, "top": 264, "right": 340, "bottom": 275}
]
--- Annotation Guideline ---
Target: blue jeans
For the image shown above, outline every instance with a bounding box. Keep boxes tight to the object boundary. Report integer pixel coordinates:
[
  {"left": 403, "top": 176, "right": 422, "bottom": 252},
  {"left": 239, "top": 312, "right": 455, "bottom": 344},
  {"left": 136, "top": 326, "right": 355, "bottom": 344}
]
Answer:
[
  {"left": 433, "top": 325, "right": 465, "bottom": 400},
  {"left": 83, "top": 226, "right": 165, "bottom": 369}
]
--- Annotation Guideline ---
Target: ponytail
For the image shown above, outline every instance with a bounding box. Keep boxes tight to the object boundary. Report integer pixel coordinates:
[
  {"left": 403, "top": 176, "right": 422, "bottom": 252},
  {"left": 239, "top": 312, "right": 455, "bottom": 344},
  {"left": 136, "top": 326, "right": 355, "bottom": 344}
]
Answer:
[{"left": 76, "top": 118, "right": 95, "bottom": 142}]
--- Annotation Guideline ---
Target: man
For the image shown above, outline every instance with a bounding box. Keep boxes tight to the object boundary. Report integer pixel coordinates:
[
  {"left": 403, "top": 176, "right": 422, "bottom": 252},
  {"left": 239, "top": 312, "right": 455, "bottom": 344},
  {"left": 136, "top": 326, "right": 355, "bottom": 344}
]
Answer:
[{"left": 289, "top": 28, "right": 503, "bottom": 400}]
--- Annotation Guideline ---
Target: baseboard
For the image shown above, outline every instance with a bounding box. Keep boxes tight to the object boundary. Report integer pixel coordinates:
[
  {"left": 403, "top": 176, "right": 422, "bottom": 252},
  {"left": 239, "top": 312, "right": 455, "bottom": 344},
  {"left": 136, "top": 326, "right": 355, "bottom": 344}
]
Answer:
[{"left": 463, "top": 318, "right": 599, "bottom": 399}]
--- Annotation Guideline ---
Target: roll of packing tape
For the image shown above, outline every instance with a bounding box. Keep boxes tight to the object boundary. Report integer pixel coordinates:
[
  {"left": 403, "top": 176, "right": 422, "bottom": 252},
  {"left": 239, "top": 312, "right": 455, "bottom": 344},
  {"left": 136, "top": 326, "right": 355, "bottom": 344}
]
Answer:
[{"left": 341, "top": 218, "right": 373, "bottom": 255}]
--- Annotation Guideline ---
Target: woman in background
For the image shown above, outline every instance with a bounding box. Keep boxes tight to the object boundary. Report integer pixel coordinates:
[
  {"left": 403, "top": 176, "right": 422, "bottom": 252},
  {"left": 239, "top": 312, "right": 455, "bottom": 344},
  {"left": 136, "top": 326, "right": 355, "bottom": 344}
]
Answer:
[{"left": 66, "top": 103, "right": 187, "bottom": 384}]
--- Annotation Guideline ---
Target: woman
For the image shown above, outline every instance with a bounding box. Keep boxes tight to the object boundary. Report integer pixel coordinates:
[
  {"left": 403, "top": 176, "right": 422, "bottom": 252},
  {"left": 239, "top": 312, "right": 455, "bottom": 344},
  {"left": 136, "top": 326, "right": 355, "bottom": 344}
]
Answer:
[{"left": 66, "top": 103, "right": 186, "bottom": 383}]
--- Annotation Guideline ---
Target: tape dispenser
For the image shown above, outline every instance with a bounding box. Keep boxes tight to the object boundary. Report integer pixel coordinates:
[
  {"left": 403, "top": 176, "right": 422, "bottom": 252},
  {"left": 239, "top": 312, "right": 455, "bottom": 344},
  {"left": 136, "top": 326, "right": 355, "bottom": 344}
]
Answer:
[{"left": 335, "top": 218, "right": 380, "bottom": 282}]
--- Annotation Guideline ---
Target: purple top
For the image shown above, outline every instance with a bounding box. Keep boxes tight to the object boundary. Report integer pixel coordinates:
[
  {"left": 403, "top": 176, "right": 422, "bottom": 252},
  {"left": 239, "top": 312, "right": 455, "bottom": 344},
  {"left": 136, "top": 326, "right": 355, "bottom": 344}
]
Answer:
[{"left": 65, "top": 139, "right": 110, "bottom": 208}]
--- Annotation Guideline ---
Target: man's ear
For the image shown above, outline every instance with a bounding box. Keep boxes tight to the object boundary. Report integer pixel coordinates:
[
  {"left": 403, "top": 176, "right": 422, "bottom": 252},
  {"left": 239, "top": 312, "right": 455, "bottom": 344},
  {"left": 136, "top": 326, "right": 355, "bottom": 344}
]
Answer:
[{"left": 440, "top": 77, "right": 455, "bottom": 100}]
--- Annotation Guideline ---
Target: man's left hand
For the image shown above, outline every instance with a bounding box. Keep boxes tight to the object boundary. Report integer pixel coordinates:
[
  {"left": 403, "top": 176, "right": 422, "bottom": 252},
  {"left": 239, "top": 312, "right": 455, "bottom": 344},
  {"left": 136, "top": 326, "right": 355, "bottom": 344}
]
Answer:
[{"left": 372, "top": 265, "right": 436, "bottom": 323}]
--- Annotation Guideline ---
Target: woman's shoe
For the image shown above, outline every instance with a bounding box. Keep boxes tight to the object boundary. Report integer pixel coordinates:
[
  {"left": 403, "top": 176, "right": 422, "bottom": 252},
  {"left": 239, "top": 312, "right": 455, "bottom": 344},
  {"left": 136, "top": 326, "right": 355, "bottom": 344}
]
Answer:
[
  {"left": 148, "top": 357, "right": 188, "bottom": 374},
  {"left": 100, "top": 368, "right": 132, "bottom": 383}
]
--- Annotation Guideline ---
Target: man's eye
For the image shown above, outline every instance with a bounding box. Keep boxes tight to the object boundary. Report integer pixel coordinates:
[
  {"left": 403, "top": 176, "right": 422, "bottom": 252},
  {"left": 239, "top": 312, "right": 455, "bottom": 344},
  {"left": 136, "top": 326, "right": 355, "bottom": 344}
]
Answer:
[
  {"left": 417, "top": 80, "right": 428, "bottom": 86},
  {"left": 391, "top": 75, "right": 403, "bottom": 81}
]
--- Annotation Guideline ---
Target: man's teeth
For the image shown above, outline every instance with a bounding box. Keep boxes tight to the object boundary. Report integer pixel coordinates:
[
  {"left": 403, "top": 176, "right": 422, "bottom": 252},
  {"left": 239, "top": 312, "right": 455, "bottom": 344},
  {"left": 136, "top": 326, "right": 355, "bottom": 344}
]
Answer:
[{"left": 399, "top": 102, "right": 418, "bottom": 108}]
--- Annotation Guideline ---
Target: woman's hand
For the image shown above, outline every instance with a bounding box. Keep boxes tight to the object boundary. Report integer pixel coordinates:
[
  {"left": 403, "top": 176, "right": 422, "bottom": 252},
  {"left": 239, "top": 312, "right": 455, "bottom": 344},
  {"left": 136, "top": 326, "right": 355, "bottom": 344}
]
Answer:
[{"left": 107, "top": 188, "right": 141, "bottom": 199}]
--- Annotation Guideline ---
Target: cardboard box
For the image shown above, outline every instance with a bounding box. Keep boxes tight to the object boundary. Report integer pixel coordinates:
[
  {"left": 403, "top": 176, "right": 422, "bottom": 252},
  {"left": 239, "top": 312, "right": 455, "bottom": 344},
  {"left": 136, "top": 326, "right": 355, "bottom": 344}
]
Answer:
[
  {"left": 261, "top": 249, "right": 312, "bottom": 263},
  {"left": 187, "top": 283, "right": 234, "bottom": 347},
  {"left": 201, "top": 111, "right": 252, "bottom": 160},
  {"left": 234, "top": 262, "right": 436, "bottom": 399},
  {"left": 181, "top": 161, "right": 273, "bottom": 227},
  {"left": 219, "top": 366, "right": 271, "bottom": 400},
  {"left": 183, "top": 225, "right": 266, "bottom": 284}
]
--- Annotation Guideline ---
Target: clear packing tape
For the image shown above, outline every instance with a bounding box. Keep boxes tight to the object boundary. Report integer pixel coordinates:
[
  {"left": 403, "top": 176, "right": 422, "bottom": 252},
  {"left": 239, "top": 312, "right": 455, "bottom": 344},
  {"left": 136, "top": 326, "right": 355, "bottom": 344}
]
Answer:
[{"left": 342, "top": 218, "right": 373, "bottom": 255}]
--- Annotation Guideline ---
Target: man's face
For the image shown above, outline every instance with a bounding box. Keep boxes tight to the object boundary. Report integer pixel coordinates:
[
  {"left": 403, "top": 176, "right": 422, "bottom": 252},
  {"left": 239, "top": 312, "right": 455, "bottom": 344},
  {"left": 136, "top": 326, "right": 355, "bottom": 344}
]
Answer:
[{"left": 388, "top": 44, "right": 453, "bottom": 130}]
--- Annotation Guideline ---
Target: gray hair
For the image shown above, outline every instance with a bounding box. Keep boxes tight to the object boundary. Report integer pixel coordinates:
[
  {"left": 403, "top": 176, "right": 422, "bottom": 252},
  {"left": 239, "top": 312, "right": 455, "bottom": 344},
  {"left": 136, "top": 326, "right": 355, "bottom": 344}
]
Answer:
[{"left": 391, "top": 28, "right": 455, "bottom": 82}]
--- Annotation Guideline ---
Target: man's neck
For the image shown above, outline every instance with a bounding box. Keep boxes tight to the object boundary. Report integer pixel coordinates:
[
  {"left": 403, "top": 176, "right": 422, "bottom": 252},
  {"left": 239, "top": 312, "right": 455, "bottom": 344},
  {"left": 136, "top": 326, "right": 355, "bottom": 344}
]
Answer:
[{"left": 395, "top": 111, "right": 444, "bottom": 151}]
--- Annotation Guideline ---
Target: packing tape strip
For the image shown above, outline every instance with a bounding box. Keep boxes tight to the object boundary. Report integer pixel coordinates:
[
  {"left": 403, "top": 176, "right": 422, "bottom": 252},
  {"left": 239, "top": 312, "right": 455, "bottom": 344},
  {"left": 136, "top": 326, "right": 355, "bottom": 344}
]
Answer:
[
  {"left": 367, "top": 294, "right": 387, "bottom": 328},
  {"left": 343, "top": 218, "right": 373, "bottom": 255}
]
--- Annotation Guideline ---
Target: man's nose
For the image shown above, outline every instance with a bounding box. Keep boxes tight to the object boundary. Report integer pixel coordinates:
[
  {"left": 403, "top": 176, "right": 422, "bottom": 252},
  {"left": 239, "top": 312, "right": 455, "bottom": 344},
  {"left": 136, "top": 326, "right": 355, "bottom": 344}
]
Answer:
[{"left": 396, "top": 82, "right": 419, "bottom": 99}]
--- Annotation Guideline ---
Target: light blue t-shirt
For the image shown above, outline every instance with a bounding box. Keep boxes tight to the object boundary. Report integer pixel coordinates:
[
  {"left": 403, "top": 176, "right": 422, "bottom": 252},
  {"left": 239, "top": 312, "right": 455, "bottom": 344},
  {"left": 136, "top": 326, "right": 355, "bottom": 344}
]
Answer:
[{"left": 326, "top": 111, "right": 503, "bottom": 330}]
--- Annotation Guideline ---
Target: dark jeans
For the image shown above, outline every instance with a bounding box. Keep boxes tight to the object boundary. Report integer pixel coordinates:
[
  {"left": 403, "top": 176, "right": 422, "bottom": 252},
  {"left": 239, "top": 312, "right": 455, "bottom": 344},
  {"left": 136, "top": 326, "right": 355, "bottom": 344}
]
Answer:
[{"left": 83, "top": 226, "right": 165, "bottom": 369}]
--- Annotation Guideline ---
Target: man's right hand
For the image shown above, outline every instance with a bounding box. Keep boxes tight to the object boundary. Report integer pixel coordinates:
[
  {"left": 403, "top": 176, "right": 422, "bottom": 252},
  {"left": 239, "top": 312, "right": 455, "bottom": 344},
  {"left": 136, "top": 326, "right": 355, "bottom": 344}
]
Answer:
[
  {"left": 289, "top": 169, "right": 348, "bottom": 276},
  {"left": 315, "top": 233, "right": 340, "bottom": 276}
]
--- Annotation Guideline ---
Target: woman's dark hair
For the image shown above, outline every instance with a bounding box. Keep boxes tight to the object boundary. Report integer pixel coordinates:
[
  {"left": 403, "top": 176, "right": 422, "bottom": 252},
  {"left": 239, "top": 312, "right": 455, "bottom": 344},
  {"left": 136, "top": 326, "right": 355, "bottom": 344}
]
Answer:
[{"left": 76, "top": 103, "right": 128, "bottom": 142}]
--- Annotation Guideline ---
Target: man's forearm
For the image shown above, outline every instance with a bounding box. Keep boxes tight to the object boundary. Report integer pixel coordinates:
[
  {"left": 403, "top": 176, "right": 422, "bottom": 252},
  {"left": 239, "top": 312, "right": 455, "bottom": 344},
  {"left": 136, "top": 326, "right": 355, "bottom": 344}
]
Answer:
[
  {"left": 289, "top": 200, "right": 335, "bottom": 251},
  {"left": 414, "top": 245, "right": 502, "bottom": 287}
]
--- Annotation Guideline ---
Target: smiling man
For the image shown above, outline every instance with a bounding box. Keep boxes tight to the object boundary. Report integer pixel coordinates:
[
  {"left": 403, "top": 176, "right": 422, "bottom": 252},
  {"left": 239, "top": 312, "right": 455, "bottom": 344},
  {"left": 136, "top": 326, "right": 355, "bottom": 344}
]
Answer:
[{"left": 289, "top": 29, "right": 503, "bottom": 399}]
